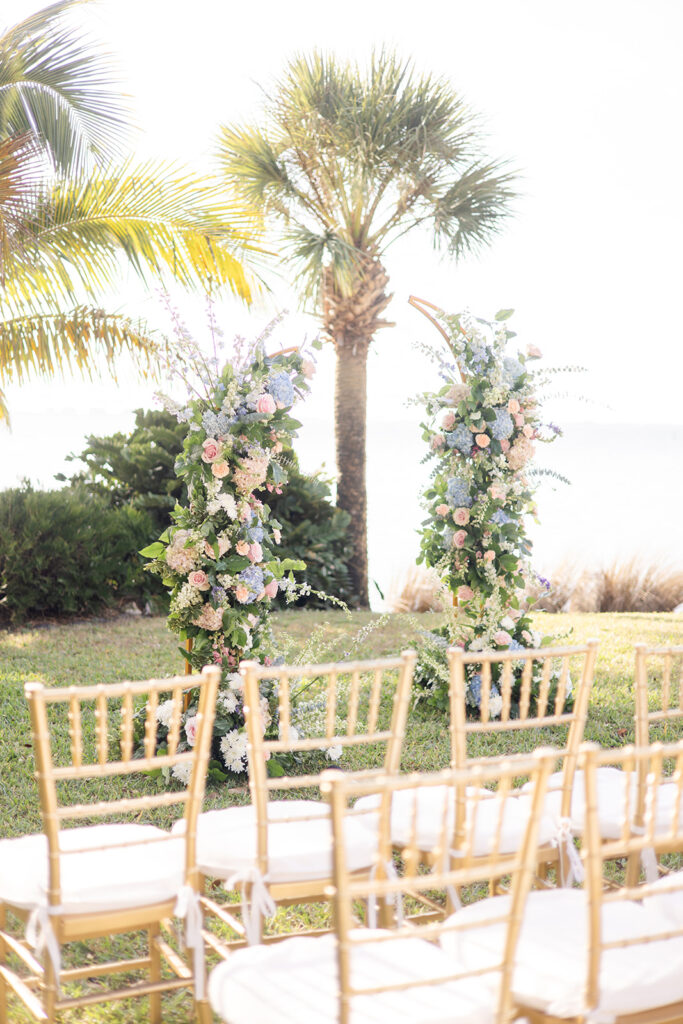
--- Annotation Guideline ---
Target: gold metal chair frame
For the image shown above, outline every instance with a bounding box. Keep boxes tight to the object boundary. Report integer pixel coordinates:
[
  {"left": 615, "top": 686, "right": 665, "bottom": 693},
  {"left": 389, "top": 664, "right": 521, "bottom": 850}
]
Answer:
[
  {"left": 198, "top": 651, "right": 416, "bottom": 954},
  {"left": 0, "top": 665, "right": 219, "bottom": 1023}
]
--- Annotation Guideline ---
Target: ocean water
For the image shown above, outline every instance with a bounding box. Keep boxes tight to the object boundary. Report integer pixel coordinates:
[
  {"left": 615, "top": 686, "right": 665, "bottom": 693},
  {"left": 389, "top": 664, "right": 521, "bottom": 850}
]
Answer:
[{"left": 295, "top": 419, "right": 683, "bottom": 608}]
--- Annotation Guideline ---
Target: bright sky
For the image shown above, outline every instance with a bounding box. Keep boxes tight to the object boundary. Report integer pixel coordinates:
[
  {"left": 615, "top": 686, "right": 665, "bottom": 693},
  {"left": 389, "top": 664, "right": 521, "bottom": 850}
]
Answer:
[{"left": 2, "top": 0, "right": 682, "bottom": 590}]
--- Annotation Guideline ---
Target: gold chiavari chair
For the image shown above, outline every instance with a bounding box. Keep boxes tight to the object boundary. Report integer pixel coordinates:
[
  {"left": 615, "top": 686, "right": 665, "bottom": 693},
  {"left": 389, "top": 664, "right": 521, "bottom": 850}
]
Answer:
[
  {"left": 207, "top": 748, "right": 557, "bottom": 1024},
  {"left": 488, "top": 741, "right": 683, "bottom": 1023},
  {"left": 0, "top": 666, "right": 219, "bottom": 1024},
  {"left": 354, "top": 641, "right": 599, "bottom": 891},
  {"left": 176, "top": 652, "right": 416, "bottom": 958}
]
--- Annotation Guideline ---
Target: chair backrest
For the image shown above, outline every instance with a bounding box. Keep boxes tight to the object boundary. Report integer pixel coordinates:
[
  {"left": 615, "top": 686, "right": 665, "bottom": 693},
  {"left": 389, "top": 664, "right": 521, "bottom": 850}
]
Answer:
[
  {"left": 323, "top": 749, "right": 557, "bottom": 1024},
  {"left": 448, "top": 641, "right": 599, "bottom": 816},
  {"left": 635, "top": 644, "right": 683, "bottom": 746},
  {"left": 581, "top": 740, "right": 683, "bottom": 1012},
  {"left": 240, "top": 652, "right": 416, "bottom": 872},
  {"left": 25, "top": 665, "right": 220, "bottom": 907}
]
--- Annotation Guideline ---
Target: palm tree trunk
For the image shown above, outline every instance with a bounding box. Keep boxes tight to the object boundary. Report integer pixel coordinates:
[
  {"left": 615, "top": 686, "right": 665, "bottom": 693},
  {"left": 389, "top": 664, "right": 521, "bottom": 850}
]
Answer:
[{"left": 334, "top": 338, "right": 370, "bottom": 607}]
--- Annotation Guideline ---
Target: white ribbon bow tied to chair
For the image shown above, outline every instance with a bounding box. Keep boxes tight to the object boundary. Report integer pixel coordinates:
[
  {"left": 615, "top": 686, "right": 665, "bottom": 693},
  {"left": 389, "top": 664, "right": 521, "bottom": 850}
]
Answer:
[
  {"left": 27, "top": 904, "right": 62, "bottom": 982},
  {"left": 367, "top": 861, "right": 405, "bottom": 930},
  {"left": 227, "top": 868, "right": 277, "bottom": 946},
  {"left": 552, "top": 817, "right": 585, "bottom": 887},
  {"left": 175, "top": 886, "right": 206, "bottom": 1000}
]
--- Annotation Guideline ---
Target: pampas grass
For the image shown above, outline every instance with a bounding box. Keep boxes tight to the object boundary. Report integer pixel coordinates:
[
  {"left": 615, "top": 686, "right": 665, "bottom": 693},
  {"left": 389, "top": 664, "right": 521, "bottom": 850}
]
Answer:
[
  {"left": 387, "top": 566, "right": 446, "bottom": 613},
  {"left": 535, "top": 559, "right": 683, "bottom": 614}
]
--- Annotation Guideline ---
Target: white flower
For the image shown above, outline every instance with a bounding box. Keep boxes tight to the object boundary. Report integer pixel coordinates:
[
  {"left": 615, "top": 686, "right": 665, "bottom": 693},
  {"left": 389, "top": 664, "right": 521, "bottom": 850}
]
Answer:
[
  {"left": 326, "top": 744, "right": 343, "bottom": 762},
  {"left": 171, "top": 762, "right": 192, "bottom": 786},
  {"left": 469, "top": 638, "right": 485, "bottom": 652},
  {"left": 500, "top": 616, "right": 515, "bottom": 631},
  {"left": 220, "top": 730, "right": 249, "bottom": 773},
  {"left": 280, "top": 724, "right": 299, "bottom": 742},
  {"left": 488, "top": 694, "right": 504, "bottom": 719},
  {"left": 156, "top": 699, "right": 175, "bottom": 729},
  {"left": 259, "top": 696, "right": 272, "bottom": 733},
  {"left": 226, "top": 673, "right": 243, "bottom": 691},
  {"left": 219, "top": 690, "right": 239, "bottom": 714}
]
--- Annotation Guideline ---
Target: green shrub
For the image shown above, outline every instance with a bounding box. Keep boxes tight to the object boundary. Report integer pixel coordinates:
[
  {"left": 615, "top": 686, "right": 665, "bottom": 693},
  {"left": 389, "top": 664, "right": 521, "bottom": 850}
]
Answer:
[{"left": 0, "top": 486, "right": 155, "bottom": 623}]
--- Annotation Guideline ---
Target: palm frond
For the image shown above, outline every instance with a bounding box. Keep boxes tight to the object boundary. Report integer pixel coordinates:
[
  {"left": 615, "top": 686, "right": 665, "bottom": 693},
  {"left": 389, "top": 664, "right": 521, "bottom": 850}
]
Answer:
[
  {"left": 0, "top": 0, "right": 129, "bottom": 173},
  {"left": 430, "top": 160, "right": 519, "bottom": 256},
  {"left": 0, "top": 131, "right": 44, "bottom": 282},
  {"left": 0, "top": 304, "right": 159, "bottom": 399},
  {"left": 283, "top": 225, "right": 360, "bottom": 303},
  {"left": 2, "top": 158, "right": 263, "bottom": 306}
]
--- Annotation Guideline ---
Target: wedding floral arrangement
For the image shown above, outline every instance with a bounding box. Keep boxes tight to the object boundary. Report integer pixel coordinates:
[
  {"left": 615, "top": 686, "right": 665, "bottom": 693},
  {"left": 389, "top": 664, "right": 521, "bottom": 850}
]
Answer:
[
  {"left": 141, "top": 307, "right": 325, "bottom": 782},
  {"left": 415, "top": 308, "right": 565, "bottom": 711}
]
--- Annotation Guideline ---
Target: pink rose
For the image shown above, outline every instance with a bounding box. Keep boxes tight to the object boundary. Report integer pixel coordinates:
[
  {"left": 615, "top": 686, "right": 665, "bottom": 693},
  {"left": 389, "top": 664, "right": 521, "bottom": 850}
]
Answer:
[
  {"left": 257, "top": 393, "right": 277, "bottom": 415},
  {"left": 264, "top": 580, "right": 279, "bottom": 599},
  {"left": 212, "top": 460, "right": 230, "bottom": 478},
  {"left": 522, "top": 630, "right": 533, "bottom": 643},
  {"left": 493, "top": 630, "right": 512, "bottom": 646},
  {"left": 523, "top": 424, "right": 534, "bottom": 438},
  {"left": 272, "top": 528, "right": 281, "bottom": 543},
  {"left": 457, "top": 586, "right": 474, "bottom": 602},
  {"left": 484, "top": 550, "right": 496, "bottom": 562},
  {"left": 475, "top": 434, "right": 490, "bottom": 448},
  {"left": 453, "top": 530, "right": 467, "bottom": 549},
  {"left": 453, "top": 507, "right": 470, "bottom": 526},
  {"left": 302, "top": 359, "right": 316, "bottom": 379},
  {"left": 236, "top": 540, "right": 249, "bottom": 556},
  {"left": 436, "top": 504, "right": 450, "bottom": 517},
  {"left": 500, "top": 439, "right": 511, "bottom": 452},
  {"left": 201, "top": 439, "right": 220, "bottom": 463},
  {"left": 527, "top": 345, "right": 542, "bottom": 359},
  {"left": 514, "top": 413, "right": 525, "bottom": 427},
  {"left": 188, "top": 570, "right": 210, "bottom": 591},
  {"left": 184, "top": 716, "right": 198, "bottom": 747},
  {"left": 442, "top": 411, "right": 456, "bottom": 430},
  {"left": 489, "top": 483, "right": 506, "bottom": 501},
  {"left": 431, "top": 435, "right": 445, "bottom": 450},
  {"left": 507, "top": 399, "right": 520, "bottom": 415},
  {"left": 235, "top": 585, "right": 250, "bottom": 604},
  {"left": 247, "top": 542, "right": 263, "bottom": 563}
]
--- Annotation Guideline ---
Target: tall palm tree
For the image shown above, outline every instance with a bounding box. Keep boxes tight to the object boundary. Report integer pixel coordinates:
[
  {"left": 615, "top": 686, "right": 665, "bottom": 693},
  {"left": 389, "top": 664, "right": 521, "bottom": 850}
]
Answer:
[
  {"left": 0, "top": 0, "right": 258, "bottom": 423},
  {"left": 216, "top": 50, "right": 517, "bottom": 607}
]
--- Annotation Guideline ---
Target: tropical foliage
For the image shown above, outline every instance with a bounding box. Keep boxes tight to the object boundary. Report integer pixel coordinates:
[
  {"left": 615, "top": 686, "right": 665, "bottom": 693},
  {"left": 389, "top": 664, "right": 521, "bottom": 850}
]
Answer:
[
  {"left": 217, "top": 49, "right": 516, "bottom": 605},
  {"left": 414, "top": 308, "right": 562, "bottom": 709},
  {"left": 0, "top": 0, "right": 257, "bottom": 422}
]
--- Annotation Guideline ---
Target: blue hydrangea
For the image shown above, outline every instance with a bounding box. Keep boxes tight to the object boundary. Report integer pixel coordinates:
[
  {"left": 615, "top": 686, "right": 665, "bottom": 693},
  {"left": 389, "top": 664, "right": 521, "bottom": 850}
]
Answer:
[
  {"left": 247, "top": 524, "right": 264, "bottom": 544},
  {"left": 469, "top": 344, "right": 489, "bottom": 372},
  {"left": 238, "top": 566, "right": 265, "bottom": 599},
  {"left": 491, "top": 510, "right": 512, "bottom": 526},
  {"left": 491, "top": 408, "right": 514, "bottom": 440},
  {"left": 503, "top": 357, "right": 525, "bottom": 384},
  {"left": 203, "top": 409, "right": 233, "bottom": 435},
  {"left": 267, "top": 372, "right": 294, "bottom": 408},
  {"left": 469, "top": 674, "right": 501, "bottom": 708},
  {"left": 508, "top": 639, "right": 524, "bottom": 651},
  {"left": 446, "top": 477, "right": 472, "bottom": 508},
  {"left": 446, "top": 423, "right": 474, "bottom": 454}
]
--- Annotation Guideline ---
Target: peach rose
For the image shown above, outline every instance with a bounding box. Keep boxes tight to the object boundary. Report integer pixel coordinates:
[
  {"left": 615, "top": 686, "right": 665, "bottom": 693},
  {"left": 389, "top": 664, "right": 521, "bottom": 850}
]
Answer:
[
  {"left": 453, "top": 508, "right": 470, "bottom": 526},
  {"left": 257, "top": 393, "right": 277, "bottom": 415},
  {"left": 201, "top": 438, "right": 220, "bottom": 463},
  {"left": 236, "top": 540, "right": 249, "bottom": 556},
  {"left": 436, "top": 504, "right": 450, "bottom": 517},
  {"left": 453, "top": 530, "right": 467, "bottom": 549},
  {"left": 184, "top": 716, "right": 198, "bottom": 747},
  {"left": 475, "top": 434, "right": 490, "bottom": 448},
  {"left": 489, "top": 483, "right": 506, "bottom": 501},
  {"left": 493, "top": 630, "right": 512, "bottom": 646},
  {"left": 188, "top": 570, "right": 210, "bottom": 591},
  {"left": 457, "top": 586, "right": 474, "bottom": 602},
  {"left": 500, "top": 439, "right": 511, "bottom": 452},
  {"left": 484, "top": 550, "right": 496, "bottom": 562},
  {"left": 247, "top": 542, "right": 263, "bottom": 563},
  {"left": 431, "top": 435, "right": 445, "bottom": 450},
  {"left": 212, "top": 460, "right": 230, "bottom": 478},
  {"left": 507, "top": 399, "right": 520, "bottom": 415},
  {"left": 263, "top": 579, "right": 279, "bottom": 599},
  {"left": 527, "top": 344, "right": 542, "bottom": 358},
  {"left": 442, "top": 410, "right": 456, "bottom": 430},
  {"left": 272, "top": 528, "right": 281, "bottom": 544},
  {"left": 523, "top": 424, "right": 534, "bottom": 438},
  {"left": 302, "top": 359, "right": 316, "bottom": 379},
  {"left": 514, "top": 413, "right": 525, "bottom": 427},
  {"left": 204, "top": 537, "right": 230, "bottom": 559},
  {"left": 234, "top": 585, "right": 250, "bottom": 604}
]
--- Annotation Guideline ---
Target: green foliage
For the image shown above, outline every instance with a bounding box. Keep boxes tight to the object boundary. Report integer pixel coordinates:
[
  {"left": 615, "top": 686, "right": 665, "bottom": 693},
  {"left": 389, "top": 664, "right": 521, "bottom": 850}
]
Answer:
[
  {"left": 57, "top": 408, "right": 187, "bottom": 534},
  {"left": 264, "top": 464, "right": 354, "bottom": 608},
  {"left": 0, "top": 485, "right": 154, "bottom": 623}
]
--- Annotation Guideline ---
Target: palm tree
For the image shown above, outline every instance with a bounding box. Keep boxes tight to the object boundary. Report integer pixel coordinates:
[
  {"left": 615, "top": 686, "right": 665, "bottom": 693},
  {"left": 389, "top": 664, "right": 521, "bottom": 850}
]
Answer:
[
  {"left": 0, "top": 0, "right": 258, "bottom": 423},
  {"left": 216, "top": 50, "right": 517, "bottom": 607}
]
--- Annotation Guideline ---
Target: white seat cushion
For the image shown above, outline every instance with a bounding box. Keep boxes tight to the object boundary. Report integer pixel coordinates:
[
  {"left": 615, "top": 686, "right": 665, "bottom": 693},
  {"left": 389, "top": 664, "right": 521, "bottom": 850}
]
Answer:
[
  {"left": 354, "top": 787, "right": 556, "bottom": 854},
  {"left": 209, "top": 930, "right": 497, "bottom": 1024},
  {"left": 440, "top": 888, "right": 683, "bottom": 1019},
  {"left": 173, "top": 800, "right": 378, "bottom": 883},
  {"left": 0, "top": 824, "right": 184, "bottom": 913},
  {"left": 642, "top": 868, "right": 683, "bottom": 924}
]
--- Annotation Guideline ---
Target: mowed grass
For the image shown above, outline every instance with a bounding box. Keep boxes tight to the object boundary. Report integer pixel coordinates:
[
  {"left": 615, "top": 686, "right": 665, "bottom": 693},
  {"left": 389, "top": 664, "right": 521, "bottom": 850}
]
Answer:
[{"left": 1, "top": 609, "right": 683, "bottom": 1022}]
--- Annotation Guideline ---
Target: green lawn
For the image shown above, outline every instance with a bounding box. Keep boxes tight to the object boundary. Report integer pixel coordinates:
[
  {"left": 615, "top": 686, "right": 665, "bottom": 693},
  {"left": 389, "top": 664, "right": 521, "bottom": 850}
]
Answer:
[{"left": 1, "top": 609, "right": 682, "bottom": 1021}]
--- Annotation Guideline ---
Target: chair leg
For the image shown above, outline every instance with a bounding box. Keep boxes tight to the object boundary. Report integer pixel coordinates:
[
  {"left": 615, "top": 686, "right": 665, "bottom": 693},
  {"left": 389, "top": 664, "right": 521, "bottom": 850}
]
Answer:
[
  {"left": 44, "top": 951, "right": 58, "bottom": 1024},
  {"left": 625, "top": 850, "right": 642, "bottom": 888},
  {"left": 195, "top": 996, "right": 214, "bottom": 1024},
  {"left": 148, "top": 925, "right": 162, "bottom": 1024}
]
